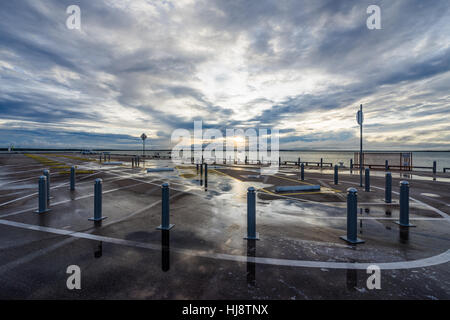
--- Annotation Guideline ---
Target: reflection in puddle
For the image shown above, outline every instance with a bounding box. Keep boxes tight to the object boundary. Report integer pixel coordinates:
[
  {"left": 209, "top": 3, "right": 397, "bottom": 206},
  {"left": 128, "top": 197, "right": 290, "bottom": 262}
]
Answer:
[
  {"left": 346, "top": 269, "right": 357, "bottom": 291},
  {"left": 247, "top": 239, "right": 256, "bottom": 286},
  {"left": 94, "top": 241, "right": 102, "bottom": 258},
  {"left": 399, "top": 227, "right": 409, "bottom": 243},
  {"left": 162, "top": 230, "right": 170, "bottom": 272}
]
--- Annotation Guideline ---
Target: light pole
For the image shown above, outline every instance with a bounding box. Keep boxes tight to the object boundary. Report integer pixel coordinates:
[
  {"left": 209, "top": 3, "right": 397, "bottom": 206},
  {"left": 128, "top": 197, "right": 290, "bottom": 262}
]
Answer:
[
  {"left": 356, "top": 104, "right": 364, "bottom": 187},
  {"left": 141, "top": 133, "right": 147, "bottom": 158}
]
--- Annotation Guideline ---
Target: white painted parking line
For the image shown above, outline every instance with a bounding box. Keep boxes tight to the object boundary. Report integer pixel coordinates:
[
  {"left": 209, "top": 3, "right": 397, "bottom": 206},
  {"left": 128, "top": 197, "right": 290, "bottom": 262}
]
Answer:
[
  {"left": 0, "top": 171, "right": 101, "bottom": 208},
  {"left": 0, "top": 172, "right": 60, "bottom": 188},
  {"left": 0, "top": 181, "right": 149, "bottom": 218},
  {"left": 0, "top": 218, "right": 448, "bottom": 270}
]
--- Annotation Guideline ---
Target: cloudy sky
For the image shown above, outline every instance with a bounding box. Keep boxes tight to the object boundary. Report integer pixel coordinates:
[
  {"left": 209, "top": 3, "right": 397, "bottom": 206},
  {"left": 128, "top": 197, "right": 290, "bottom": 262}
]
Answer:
[{"left": 0, "top": 0, "right": 449, "bottom": 150}]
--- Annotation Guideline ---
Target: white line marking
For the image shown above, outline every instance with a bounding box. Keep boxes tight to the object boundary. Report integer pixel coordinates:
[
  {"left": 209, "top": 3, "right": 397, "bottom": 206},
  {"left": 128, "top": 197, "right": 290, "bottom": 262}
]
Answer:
[
  {"left": 0, "top": 191, "right": 188, "bottom": 274},
  {"left": 0, "top": 172, "right": 60, "bottom": 187},
  {"left": 0, "top": 171, "right": 101, "bottom": 208},
  {"left": 0, "top": 218, "right": 448, "bottom": 270},
  {"left": 0, "top": 182, "right": 148, "bottom": 218}
]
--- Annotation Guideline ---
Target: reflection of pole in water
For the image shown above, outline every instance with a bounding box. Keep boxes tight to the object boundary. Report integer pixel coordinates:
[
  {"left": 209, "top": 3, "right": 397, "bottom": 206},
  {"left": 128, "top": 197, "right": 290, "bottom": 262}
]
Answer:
[
  {"left": 94, "top": 241, "right": 102, "bottom": 258},
  {"left": 247, "top": 239, "right": 256, "bottom": 286},
  {"left": 204, "top": 163, "right": 208, "bottom": 191},
  {"left": 200, "top": 164, "right": 203, "bottom": 186},
  {"left": 346, "top": 269, "right": 357, "bottom": 291},
  {"left": 162, "top": 230, "right": 170, "bottom": 272},
  {"left": 399, "top": 226, "right": 409, "bottom": 243}
]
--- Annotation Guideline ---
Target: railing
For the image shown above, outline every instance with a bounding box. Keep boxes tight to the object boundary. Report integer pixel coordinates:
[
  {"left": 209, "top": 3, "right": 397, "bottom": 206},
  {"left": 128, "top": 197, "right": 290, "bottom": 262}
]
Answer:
[{"left": 353, "top": 164, "right": 434, "bottom": 171}]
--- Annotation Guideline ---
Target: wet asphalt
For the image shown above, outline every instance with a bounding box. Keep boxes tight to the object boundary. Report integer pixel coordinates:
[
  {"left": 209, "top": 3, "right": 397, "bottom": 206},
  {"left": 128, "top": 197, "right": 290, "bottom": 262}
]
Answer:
[{"left": 0, "top": 153, "right": 449, "bottom": 299}]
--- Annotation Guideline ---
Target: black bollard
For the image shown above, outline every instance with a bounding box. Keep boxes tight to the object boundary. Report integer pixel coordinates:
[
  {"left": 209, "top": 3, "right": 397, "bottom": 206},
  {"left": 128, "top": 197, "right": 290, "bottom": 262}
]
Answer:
[
  {"left": 43, "top": 169, "right": 50, "bottom": 204},
  {"left": 340, "top": 188, "right": 364, "bottom": 244},
  {"left": 365, "top": 168, "right": 370, "bottom": 192},
  {"left": 89, "top": 178, "right": 107, "bottom": 222},
  {"left": 300, "top": 163, "right": 305, "bottom": 181},
  {"left": 385, "top": 172, "right": 392, "bottom": 203},
  {"left": 157, "top": 183, "right": 174, "bottom": 230},
  {"left": 244, "top": 187, "right": 259, "bottom": 240},
  {"left": 70, "top": 166, "right": 76, "bottom": 191},
  {"left": 36, "top": 176, "right": 49, "bottom": 214},
  {"left": 395, "top": 181, "right": 415, "bottom": 227},
  {"left": 334, "top": 165, "right": 339, "bottom": 185}
]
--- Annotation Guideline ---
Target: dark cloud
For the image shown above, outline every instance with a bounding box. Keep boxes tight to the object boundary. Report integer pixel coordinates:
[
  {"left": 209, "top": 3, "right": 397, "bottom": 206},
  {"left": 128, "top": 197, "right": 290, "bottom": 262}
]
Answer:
[{"left": 0, "top": 0, "right": 449, "bottom": 149}]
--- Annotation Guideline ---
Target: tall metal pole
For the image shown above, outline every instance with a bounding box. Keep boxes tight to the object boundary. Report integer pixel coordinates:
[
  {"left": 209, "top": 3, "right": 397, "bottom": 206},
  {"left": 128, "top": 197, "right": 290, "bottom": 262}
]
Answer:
[
  {"left": 359, "top": 104, "right": 363, "bottom": 187},
  {"left": 140, "top": 133, "right": 147, "bottom": 164}
]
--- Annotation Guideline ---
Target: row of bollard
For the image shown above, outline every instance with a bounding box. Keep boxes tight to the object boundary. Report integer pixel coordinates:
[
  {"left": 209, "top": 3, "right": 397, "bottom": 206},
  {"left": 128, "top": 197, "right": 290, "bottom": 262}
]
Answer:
[
  {"left": 196, "top": 162, "right": 208, "bottom": 189},
  {"left": 330, "top": 165, "right": 391, "bottom": 197},
  {"left": 245, "top": 177, "right": 412, "bottom": 243},
  {"left": 37, "top": 166, "right": 76, "bottom": 214},
  {"left": 131, "top": 156, "right": 140, "bottom": 168},
  {"left": 99, "top": 154, "right": 111, "bottom": 162},
  {"left": 40, "top": 176, "right": 412, "bottom": 241},
  {"left": 340, "top": 180, "right": 413, "bottom": 244},
  {"left": 35, "top": 161, "right": 415, "bottom": 242},
  {"left": 36, "top": 166, "right": 107, "bottom": 222}
]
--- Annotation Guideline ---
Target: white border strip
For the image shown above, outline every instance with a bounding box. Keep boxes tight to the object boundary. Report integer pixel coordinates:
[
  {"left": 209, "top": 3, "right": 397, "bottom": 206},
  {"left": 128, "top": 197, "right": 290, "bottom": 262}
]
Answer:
[{"left": 0, "top": 218, "right": 448, "bottom": 270}]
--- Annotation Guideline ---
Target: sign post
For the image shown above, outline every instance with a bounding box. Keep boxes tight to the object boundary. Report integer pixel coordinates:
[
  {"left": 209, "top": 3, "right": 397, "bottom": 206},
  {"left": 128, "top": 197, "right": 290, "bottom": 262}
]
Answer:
[
  {"left": 356, "top": 105, "right": 363, "bottom": 187},
  {"left": 141, "top": 133, "right": 147, "bottom": 157}
]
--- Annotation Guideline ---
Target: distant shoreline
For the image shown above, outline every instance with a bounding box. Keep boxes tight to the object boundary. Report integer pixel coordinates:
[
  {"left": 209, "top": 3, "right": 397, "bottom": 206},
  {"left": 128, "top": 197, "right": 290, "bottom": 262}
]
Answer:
[{"left": 1, "top": 148, "right": 450, "bottom": 153}]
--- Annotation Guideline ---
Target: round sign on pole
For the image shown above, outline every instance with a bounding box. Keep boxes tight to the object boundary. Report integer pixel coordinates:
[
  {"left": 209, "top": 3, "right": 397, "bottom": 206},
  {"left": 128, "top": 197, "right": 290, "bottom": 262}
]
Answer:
[
  {"left": 141, "top": 133, "right": 147, "bottom": 141},
  {"left": 356, "top": 110, "right": 364, "bottom": 125}
]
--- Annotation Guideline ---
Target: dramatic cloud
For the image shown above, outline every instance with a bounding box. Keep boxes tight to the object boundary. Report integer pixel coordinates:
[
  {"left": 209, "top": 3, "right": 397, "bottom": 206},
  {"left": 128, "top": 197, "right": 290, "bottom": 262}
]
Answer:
[{"left": 0, "top": 0, "right": 449, "bottom": 149}]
